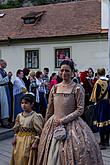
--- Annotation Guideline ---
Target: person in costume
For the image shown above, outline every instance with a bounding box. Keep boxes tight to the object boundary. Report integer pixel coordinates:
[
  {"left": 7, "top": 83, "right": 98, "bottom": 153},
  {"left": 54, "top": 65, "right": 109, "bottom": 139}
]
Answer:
[
  {"left": 22, "top": 68, "right": 30, "bottom": 92},
  {"left": 49, "top": 72, "right": 58, "bottom": 90},
  {"left": 72, "top": 69, "right": 80, "bottom": 84},
  {"left": 0, "top": 59, "right": 12, "bottom": 128},
  {"left": 29, "top": 71, "right": 40, "bottom": 112},
  {"left": 83, "top": 68, "right": 94, "bottom": 106},
  {"left": 13, "top": 69, "right": 27, "bottom": 120},
  {"left": 36, "top": 71, "right": 47, "bottom": 118},
  {"left": 42, "top": 68, "right": 50, "bottom": 102},
  {"left": 10, "top": 94, "right": 44, "bottom": 165},
  {"left": 37, "top": 60, "right": 103, "bottom": 165},
  {"left": 90, "top": 68, "right": 110, "bottom": 149}
]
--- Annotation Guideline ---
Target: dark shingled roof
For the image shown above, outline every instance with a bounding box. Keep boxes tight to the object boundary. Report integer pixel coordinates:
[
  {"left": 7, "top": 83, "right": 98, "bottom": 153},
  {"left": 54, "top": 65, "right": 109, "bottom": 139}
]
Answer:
[{"left": 0, "top": 0, "right": 101, "bottom": 41}]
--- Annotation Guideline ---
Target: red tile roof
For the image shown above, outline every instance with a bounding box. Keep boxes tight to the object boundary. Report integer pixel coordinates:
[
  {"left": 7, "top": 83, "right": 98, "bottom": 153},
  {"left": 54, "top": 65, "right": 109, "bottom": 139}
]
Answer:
[{"left": 0, "top": 0, "right": 101, "bottom": 41}]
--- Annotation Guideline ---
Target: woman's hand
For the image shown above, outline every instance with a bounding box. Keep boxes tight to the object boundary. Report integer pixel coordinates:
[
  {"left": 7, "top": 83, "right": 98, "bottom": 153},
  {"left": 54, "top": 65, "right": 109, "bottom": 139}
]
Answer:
[{"left": 54, "top": 118, "right": 61, "bottom": 127}]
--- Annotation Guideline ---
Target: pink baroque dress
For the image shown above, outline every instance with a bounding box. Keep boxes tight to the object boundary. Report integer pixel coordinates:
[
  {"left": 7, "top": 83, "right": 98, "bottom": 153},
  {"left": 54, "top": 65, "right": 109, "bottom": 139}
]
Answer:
[{"left": 37, "top": 82, "right": 103, "bottom": 165}]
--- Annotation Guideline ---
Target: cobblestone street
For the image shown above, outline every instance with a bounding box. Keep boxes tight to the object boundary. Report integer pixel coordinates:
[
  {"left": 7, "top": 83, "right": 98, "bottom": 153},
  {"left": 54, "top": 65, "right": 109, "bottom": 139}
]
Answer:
[{"left": 0, "top": 137, "right": 110, "bottom": 165}]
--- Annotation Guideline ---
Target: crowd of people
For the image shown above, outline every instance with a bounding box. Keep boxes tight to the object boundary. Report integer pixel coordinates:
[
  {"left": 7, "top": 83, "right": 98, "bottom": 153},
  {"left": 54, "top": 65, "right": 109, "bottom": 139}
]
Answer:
[
  {"left": 0, "top": 58, "right": 110, "bottom": 164},
  {"left": 0, "top": 59, "right": 61, "bottom": 127}
]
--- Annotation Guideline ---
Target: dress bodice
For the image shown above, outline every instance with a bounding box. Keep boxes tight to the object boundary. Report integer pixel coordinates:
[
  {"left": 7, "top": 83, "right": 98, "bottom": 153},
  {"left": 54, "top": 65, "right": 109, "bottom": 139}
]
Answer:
[
  {"left": 46, "top": 82, "right": 85, "bottom": 123},
  {"left": 13, "top": 111, "right": 44, "bottom": 135},
  {"left": 53, "top": 83, "right": 77, "bottom": 119}
]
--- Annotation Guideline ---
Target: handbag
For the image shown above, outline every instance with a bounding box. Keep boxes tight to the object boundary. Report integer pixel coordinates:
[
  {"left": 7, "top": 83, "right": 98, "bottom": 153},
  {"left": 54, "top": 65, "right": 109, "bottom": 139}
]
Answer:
[{"left": 53, "top": 125, "right": 67, "bottom": 141}]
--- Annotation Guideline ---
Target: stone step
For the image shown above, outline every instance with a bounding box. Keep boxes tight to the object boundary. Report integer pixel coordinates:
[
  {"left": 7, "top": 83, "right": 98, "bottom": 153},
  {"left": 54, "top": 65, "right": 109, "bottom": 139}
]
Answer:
[{"left": 0, "top": 127, "right": 14, "bottom": 141}]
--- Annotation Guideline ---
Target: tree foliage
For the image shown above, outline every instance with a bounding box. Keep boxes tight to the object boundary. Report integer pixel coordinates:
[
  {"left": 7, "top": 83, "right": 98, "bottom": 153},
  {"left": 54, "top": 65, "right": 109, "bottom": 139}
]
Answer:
[
  {"left": 0, "top": 0, "right": 22, "bottom": 9},
  {"left": 0, "top": 0, "right": 81, "bottom": 9},
  {"left": 31, "top": 0, "right": 80, "bottom": 5}
]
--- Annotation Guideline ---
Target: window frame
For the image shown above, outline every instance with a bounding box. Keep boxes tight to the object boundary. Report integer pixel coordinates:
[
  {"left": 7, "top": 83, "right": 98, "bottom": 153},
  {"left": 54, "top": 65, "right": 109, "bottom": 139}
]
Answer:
[
  {"left": 54, "top": 47, "right": 71, "bottom": 68},
  {"left": 25, "top": 49, "right": 39, "bottom": 69}
]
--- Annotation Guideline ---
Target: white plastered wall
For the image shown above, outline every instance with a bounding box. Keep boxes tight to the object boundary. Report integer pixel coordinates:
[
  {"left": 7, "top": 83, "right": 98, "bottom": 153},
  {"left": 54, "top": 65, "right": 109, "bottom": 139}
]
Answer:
[{"left": 0, "top": 38, "right": 108, "bottom": 81}]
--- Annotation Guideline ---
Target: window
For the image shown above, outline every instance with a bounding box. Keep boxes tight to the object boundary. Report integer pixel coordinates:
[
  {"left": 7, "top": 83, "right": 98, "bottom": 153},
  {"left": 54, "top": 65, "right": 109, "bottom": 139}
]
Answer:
[
  {"left": 24, "top": 18, "right": 36, "bottom": 24},
  {"left": 55, "top": 48, "right": 70, "bottom": 68},
  {"left": 25, "top": 50, "right": 39, "bottom": 69},
  {"left": 21, "top": 11, "right": 45, "bottom": 25}
]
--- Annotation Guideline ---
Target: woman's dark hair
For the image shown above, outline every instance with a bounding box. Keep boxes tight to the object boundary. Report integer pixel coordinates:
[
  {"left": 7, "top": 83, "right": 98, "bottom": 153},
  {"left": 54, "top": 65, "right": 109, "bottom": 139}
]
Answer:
[
  {"left": 20, "top": 94, "right": 36, "bottom": 105},
  {"left": 87, "top": 68, "right": 94, "bottom": 77},
  {"left": 60, "top": 59, "right": 75, "bottom": 71},
  {"left": 36, "top": 71, "right": 42, "bottom": 78},
  {"left": 23, "top": 68, "right": 30, "bottom": 76},
  {"left": 16, "top": 69, "right": 23, "bottom": 76},
  {"left": 50, "top": 73, "right": 56, "bottom": 82}
]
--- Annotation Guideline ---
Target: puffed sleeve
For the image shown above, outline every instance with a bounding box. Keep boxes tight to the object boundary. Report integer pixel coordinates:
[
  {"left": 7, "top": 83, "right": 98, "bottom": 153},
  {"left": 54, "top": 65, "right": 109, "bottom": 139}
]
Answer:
[
  {"left": 33, "top": 113, "right": 44, "bottom": 141},
  {"left": 13, "top": 114, "right": 20, "bottom": 134},
  {"left": 45, "top": 85, "right": 55, "bottom": 122},
  {"left": 61, "top": 85, "right": 85, "bottom": 125}
]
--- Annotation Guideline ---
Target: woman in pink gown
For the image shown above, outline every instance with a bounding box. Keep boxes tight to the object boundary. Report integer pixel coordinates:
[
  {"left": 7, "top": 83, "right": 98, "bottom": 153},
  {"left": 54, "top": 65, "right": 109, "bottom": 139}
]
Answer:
[{"left": 37, "top": 60, "right": 103, "bottom": 165}]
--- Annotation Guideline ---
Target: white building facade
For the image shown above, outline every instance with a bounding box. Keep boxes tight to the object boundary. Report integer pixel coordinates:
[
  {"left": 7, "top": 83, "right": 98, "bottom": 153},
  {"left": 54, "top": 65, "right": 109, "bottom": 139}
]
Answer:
[{"left": 0, "top": 0, "right": 109, "bottom": 78}]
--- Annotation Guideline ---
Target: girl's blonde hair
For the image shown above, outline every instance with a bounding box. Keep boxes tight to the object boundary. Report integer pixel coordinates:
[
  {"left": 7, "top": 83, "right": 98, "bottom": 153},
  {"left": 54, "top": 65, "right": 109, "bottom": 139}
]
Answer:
[{"left": 30, "top": 71, "right": 36, "bottom": 78}]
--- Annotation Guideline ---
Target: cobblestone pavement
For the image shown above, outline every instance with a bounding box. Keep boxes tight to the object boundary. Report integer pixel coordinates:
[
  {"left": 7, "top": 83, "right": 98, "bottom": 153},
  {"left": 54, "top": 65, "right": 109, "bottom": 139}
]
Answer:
[
  {"left": 0, "top": 138, "right": 110, "bottom": 165},
  {"left": 0, "top": 138, "right": 12, "bottom": 165}
]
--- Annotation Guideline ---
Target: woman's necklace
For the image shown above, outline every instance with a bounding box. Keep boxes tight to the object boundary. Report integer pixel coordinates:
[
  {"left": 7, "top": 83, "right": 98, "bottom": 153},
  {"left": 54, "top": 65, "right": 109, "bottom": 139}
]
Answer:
[{"left": 61, "top": 80, "right": 73, "bottom": 87}]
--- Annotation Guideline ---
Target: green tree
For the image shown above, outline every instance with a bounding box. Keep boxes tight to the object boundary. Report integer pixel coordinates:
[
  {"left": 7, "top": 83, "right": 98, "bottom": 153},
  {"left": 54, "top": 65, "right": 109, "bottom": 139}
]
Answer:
[
  {"left": 0, "top": 0, "right": 22, "bottom": 9},
  {"left": 0, "top": 0, "right": 81, "bottom": 9},
  {"left": 31, "top": 0, "right": 81, "bottom": 6}
]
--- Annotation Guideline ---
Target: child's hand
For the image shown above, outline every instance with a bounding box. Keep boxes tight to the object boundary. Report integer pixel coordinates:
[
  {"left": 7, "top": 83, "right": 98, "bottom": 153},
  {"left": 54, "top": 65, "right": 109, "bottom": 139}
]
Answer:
[
  {"left": 31, "top": 138, "right": 39, "bottom": 150},
  {"left": 12, "top": 135, "right": 17, "bottom": 146}
]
